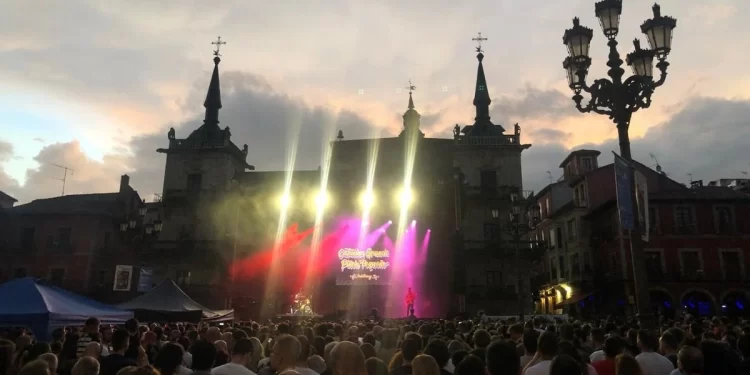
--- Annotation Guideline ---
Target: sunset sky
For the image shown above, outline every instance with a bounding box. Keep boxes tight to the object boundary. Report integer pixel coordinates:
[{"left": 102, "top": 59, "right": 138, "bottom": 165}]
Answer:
[{"left": 1, "top": 0, "right": 749, "bottom": 203}]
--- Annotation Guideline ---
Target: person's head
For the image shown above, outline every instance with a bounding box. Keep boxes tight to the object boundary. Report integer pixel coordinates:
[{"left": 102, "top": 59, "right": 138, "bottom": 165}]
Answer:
[
  {"left": 636, "top": 330, "right": 658, "bottom": 353},
  {"left": 153, "top": 343, "right": 184, "bottom": 375},
  {"left": 447, "top": 340, "right": 465, "bottom": 354},
  {"left": 604, "top": 337, "right": 625, "bottom": 359},
  {"left": 360, "top": 343, "right": 376, "bottom": 360},
  {"left": 1, "top": 339, "right": 16, "bottom": 375},
  {"left": 508, "top": 324, "right": 524, "bottom": 341},
  {"left": 522, "top": 330, "right": 540, "bottom": 355},
  {"left": 72, "top": 356, "right": 100, "bottom": 375},
  {"left": 451, "top": 351, "right": 468, "bottom": 368},
  {"left": 486, "top": 340, "right": 519, "bottom": 375},
  {"left": 454, "top": 354, "right": 484, "bottom": 375},
  {"left": 111, "top": 330, "right": 130, "bottom": 354},
  {"left": 658, "top": 331, "right": 678, "bottom": 354},
  {"left": 230, "top": 338, "right": 253, "bottom": 365},
  {"left": 125, "top": 319, "right": 139, "bottom": 334},
  {"left": 590, "top": 328, "right": 605, "bottom": 347},
  {"left": 38, "top": 353, "right": 57, "bottom": 375},
  {"left": 423, "top": 339, "right": 450, "bottom": 369},
  {"left": 85, "top": 318, "right": 100, "bottom": 334},
  {"left": 191, "top": 340, "right": 217, "bottom": 371},
  {"left": 537, "top": 331, "right": 558, "bottom": 358},
  {"left": 83, "top": 342, "right": 101, "bottom": 359},
  {"left": 615, "top": 354, "right": 642, "bottom": 375},
  {"left": 401, "top": 337, "right": 421, "bottom": 362},
  {"left": 412, "top": 354, "right": 440, "bottom": 375},
  {"left": 472, "top": 330, "right": 491, "bottom": 349},
  {"left": 549, "top": 355, "right": 583, "bottom": 375},
  {"left": 26, "top": 342, "right": 51, "bottom": 363},
  {"left": 205, "top": 327, "right": 221, "bottom": 343},
  {"left": 101, "top": 326, "right": 113, "bottom": 342},
  {"left": 271, "top": 335, "right": 301, "bottom": 371},
  {"left": 676, "top": 345, "right": 702, "bottom": 375},
  {"left": 330, "top": 341, "right": 366, "bottom": 375},
  {"left": 307, "top": 355, "right": 326, "bottom": 374},
  {"left": 364, "top": 357, "right": 387, "bottom": 375},
  {"left": 19, "top": 359, "right": 50, "bottom": 375},
  {"left": 737, "top": 334, "right": 750, "bottom": 359}
]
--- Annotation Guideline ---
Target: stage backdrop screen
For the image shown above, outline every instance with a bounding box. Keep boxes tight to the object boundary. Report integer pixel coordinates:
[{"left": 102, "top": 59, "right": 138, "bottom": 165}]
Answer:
[{"left": 336, "top": 247, "right": 391, "bottom": 285}]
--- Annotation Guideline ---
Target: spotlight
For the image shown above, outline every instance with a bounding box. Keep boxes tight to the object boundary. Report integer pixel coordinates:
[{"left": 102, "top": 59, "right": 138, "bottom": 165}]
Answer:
[
  {"left": 279, "top": 193, "right": 291, "bottom": 209},
  {"left": 361, "top": 220, "right": 369, "bottom": 227},
  {"left": 411, "top": 220, "right": 416, "bottom": 227},
  {"left": 427, "top": 229, "right": 431, "bottom": 232},
  {"left": 387, "top": 220, "right": 393, "bottom": 224},
  {"left": 314, "top": 191, "right": 329, "bottom": 208},
  {"left": 397, "top": 187, "right": 413, "bottom": 207},
  {"left": 359, "top": 191, "right": 375, "bottom": 209}
]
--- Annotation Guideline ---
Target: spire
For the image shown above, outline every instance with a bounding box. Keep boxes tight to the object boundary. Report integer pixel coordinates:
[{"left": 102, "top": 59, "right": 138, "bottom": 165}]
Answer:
[
  {"left": 472, "top": 52, "right": 492, "bottom": 125},
  {"left": 204, "top": 55, "right": 222, "bottom": 124},
  {"left": 401, "top": 80, "right": 423, "bottom": 138},
  {"left": 204, "top": 37, "right": 226, "bottom": 126}
]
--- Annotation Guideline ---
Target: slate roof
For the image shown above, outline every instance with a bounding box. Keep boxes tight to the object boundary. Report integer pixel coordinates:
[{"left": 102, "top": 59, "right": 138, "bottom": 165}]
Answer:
[
  {"left": 0, "top": 191, "right": 17, "bottom": 203},
  {"left": 8, "top": 193, "right": 121, "bottom": 216}
]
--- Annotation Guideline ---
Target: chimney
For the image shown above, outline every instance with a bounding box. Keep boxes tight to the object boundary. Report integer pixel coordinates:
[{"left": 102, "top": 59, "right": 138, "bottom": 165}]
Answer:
[{"left": 120, "top": 175, "right": 130, "bottom": 193}]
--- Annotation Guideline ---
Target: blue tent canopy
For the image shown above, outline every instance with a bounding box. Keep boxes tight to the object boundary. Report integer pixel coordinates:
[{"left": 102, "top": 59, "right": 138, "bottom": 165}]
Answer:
[{"left": 0, "top": 278, "right": 133, "bottom": 340}]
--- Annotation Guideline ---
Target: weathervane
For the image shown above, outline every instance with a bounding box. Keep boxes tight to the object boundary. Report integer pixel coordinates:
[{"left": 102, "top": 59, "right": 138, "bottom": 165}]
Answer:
[
  {"left": 212, "top": 36, "right": 226, "bottom": 57},
  {"left": 406, "top": 79, "right": 416, "bottom": 94},
  {"left": 472, "top": 32, "right": 488, "bottom": 53}
]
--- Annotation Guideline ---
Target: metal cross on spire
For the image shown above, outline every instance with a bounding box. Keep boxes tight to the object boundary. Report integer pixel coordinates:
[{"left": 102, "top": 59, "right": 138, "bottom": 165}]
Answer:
[
  {"left": 212, "top": 36, "right": 226, "bottom": 56},
  {"left": 472, "top": 32, "right": 488, "bottom": 53},
  {"left": 406, "top": 79, "right": 416, "bottom": 93}
]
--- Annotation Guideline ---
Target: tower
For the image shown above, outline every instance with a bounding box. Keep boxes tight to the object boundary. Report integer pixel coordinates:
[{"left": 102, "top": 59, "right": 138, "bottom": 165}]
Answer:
[
  {"left": 399, "top": 81, "right": 424, "bottom": 138},
  {"left": 157, "top": 41, "right": 254, "bottom": 211}
]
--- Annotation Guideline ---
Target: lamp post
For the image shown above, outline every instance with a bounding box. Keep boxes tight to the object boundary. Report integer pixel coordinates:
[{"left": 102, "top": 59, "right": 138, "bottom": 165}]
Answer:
[
  {"left": 494, "top": 192, "right": 542, "bottom": 321},
  {"left": 562, "top": 1, "right": 676, "bottom": 328}
]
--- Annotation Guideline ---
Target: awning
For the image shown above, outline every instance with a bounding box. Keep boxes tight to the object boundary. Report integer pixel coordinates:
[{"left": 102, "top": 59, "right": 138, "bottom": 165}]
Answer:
[{"left": 555, "top": 290, "right": 599, "bottom": 308}]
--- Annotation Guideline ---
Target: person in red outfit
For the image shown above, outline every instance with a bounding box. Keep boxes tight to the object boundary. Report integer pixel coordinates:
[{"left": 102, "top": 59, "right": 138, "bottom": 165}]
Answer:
[
  {"left": 592, "top": 337, "right": 626, "bottom": 375},
  {"left": 404, "top": 288, "right": 416, "bottom": 317}
]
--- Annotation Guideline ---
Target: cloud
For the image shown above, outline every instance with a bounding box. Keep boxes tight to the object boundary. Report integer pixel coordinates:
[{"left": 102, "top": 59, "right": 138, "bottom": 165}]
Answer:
[
  {"left": 33, "top": 138, "right": 45, "bottom": 143},
  {"left": 529, "top": 128, "right": 572, "bottom": 143},
  {"left": 522, "top": 96, "right": 750, "bottom": 192},
  {"left": 490, "top": 85, "right": 581, "bottom": 126}
]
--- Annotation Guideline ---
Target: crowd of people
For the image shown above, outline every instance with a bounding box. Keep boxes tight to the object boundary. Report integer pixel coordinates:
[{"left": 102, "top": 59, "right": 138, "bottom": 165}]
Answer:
[{"left": 1, "top": 314, "right": 750, "bottom": 375}]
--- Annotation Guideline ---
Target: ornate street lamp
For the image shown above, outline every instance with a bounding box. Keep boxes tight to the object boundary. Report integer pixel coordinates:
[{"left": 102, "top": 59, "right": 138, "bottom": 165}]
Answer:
[
  {"left": 562, "top": 1, "right": 677, "bottom": 161},
  {"left": 561, "top": 1, "right": 677, "bottom": 328}
]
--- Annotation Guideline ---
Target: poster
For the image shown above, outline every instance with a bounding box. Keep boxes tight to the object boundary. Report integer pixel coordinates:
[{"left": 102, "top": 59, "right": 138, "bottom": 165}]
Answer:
[
  {"left": 613, "top": 152, "right": 634, "bottom": 230},
  {"left": 113, "top": 265, "right": 133, "bottom": 291},
  {"left": 138, "top": 267, "right": 153, "bottom": 292},
  {"left": 635, "top": 170, "right": 649, "bottom": 242}
]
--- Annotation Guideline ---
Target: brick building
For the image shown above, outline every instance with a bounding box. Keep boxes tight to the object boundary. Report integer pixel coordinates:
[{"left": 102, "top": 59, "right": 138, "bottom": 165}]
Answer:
[
  {"left": 529, "top": 151, "right": 750, "bottom": 317},
  {"left": 0, "top": 175, "right": 145, "bottom": 295}
]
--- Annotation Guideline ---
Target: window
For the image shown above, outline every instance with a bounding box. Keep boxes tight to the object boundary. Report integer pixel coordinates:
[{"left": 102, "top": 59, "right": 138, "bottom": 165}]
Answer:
[
  {"left": 97, "top": 270, "right": 109, "bottom": 286},
  {"left": 714, "top": 206, "right": 734, "bottom": 234},
  {"left": 480, "top": 170, "right": 497, "bottom": 194},
  {"left": 187, "top": 173, "right": 203, "bottom": 194},
  {"left": 485, "top": 271, "right": 502, "bottom": 286},
  {"left": 549, "top": 229, "right": 556, "bottom": 248},
  {"left": 20, "top": 228, "right": 35, "bottom": 252},
  {"left": 13, "top": 268, "right": 27, "bottom": 278},
  {"left": 675, "top": 206, "right": 696, "bottom": 234},
  {"left": 580, "top": 185, "right": 587, "bottom": 207},
  {"left": 645, "top": 250, "right": 664, "bottom": 281},
  {"left": 574, "top": 188, "right": 580, "bottom": 207},
  {"left": 680, "top": 250, "right": 702, "bottom": 279},
  {"left": 721, "top": 251, "right": 742, "bottom": 281},
  {"left": 583, "top": 252, "right": 591, "bottom": 273},
  {"left": 582, "top": 157, "right": 593, "bottom": 171},
  {"left": 559, "top": 256, "right": 566, "bottom": 279},
  {"left": 567, "top": 219, "right": 577, "bottom": 241},
  {"left": 483, "top": 223, "right": 499, "bottom": 241},
  {"left": 648, "top": 206, "right": 659, "bottom": 234},
  {"left": 550, "top": 259, "right": 557, "bottom": 279},
  {"left": 556, "top": 228, "right": 564, "bottom": 249},
  {"left": 57, "top": 228, "right": 72, "bottom": 246},
  {"left": 49, "top": 268, "right": 65, "bottom": 286},
  {"left": 545, "top": 199, "right": 550, "bottom": 217},
  {"left": 571, "top": 253, "right": 580, "bottom": 276},
  {"left": 176, "top": 270, "right": 191, "bottom": 285}
]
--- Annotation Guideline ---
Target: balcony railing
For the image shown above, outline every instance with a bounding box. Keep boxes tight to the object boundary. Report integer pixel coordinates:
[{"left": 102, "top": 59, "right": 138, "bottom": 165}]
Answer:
[
  {"left": 455, "top": 134, "right": 520, "bottom": 147},
  {"left": 169, "top": 138, "right": 228, "bottom": 150}
]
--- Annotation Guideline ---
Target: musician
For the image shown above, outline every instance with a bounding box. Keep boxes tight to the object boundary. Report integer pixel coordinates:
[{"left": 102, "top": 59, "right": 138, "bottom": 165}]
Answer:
[{"left": 405, "top": 288, "right": 416, "bottom": 317}]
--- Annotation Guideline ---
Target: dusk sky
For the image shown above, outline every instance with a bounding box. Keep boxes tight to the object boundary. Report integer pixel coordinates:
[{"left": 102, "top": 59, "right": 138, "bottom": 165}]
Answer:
[{"left": 1, "top": 0, "right": 749, "bottom": 203}]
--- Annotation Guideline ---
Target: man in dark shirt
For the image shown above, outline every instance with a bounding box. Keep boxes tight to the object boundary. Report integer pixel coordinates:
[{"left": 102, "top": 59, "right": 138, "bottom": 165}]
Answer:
[
  {"left": 190, "top": 340, "right": 217, "bottom": 375},
  {"left": 390, "top": 337, "right": 420, "bottom": 375},
  {"left": 124, "top": 318, "right": 141, "bottom": 360},
  {"left": 100, "top": 330, "right": 137, "bottom": 375}
]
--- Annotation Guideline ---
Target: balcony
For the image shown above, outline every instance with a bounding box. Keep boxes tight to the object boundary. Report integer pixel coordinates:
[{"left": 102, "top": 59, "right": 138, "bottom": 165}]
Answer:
[
  {"left": 169, "top": 138, "right": 228, "bottom": 150},
  {"left": 455, "top": 134, "right": 519, "bottom": 147}
]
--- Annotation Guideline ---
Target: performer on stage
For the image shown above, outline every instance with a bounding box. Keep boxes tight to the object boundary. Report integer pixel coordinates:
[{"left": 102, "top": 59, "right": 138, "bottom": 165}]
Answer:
[{"left": 405, "top": 288, "right": 416, "bottom": 317}]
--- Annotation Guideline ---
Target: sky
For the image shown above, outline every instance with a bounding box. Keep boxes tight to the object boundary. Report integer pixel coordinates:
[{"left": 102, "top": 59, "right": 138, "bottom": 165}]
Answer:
[{"left": 1, "top": 0, "right": 750, "bottom": 203}]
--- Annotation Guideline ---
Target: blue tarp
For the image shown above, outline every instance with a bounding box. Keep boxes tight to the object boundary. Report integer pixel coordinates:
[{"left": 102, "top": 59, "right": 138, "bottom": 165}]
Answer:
[{"left": 0, "top": 278, "right": 133, "bottom": 340}]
